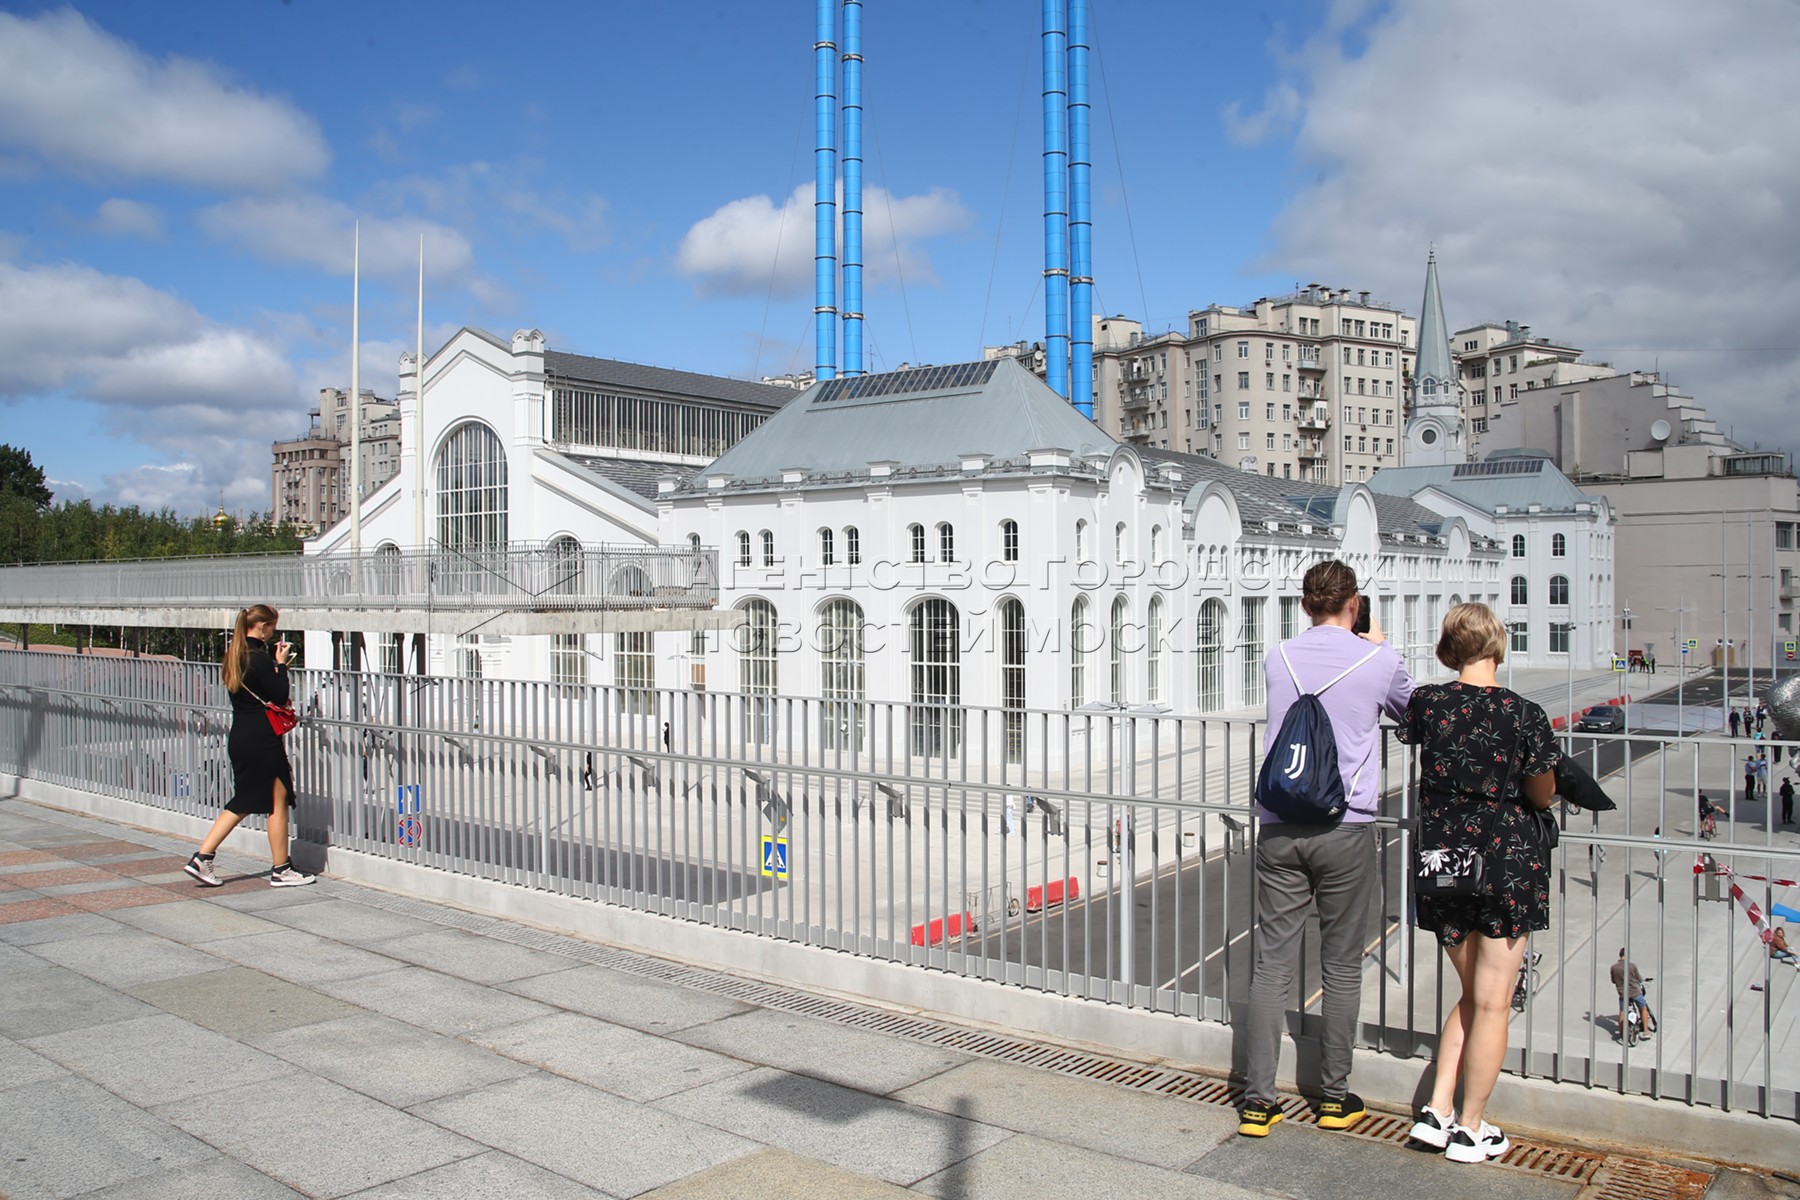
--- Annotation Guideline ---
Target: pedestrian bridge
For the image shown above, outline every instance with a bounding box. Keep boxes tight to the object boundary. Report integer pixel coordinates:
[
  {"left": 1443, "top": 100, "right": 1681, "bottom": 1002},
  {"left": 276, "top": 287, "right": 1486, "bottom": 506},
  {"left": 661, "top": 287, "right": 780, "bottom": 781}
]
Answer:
[{"left": 0, "top": 543, "right": 726, "bottom": 635}]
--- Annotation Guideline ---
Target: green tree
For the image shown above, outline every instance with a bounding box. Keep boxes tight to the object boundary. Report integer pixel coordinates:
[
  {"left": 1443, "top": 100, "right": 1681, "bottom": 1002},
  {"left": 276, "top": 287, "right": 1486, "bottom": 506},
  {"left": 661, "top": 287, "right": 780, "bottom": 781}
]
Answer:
[{"left": 0, "top": 444, "right": 52, "bottom": 508}]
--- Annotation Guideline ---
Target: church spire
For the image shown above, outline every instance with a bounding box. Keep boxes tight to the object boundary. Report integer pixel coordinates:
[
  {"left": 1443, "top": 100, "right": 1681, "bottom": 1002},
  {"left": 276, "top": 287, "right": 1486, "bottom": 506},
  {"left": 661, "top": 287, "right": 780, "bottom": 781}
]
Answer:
[
  {"left": 1401, "top": 246, "right": 1465, "bottom": 466},
  {"left": 1415, "top": 246, "right": 1454, "bottom": 390}
]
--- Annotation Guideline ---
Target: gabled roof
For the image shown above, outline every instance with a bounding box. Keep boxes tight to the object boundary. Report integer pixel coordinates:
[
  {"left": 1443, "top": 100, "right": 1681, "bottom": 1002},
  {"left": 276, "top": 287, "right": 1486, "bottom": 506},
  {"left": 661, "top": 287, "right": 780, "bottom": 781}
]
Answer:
[
  {"left": 1366, "top": 455, "right": 1600, "bottom": 513},
  {"left": 681, "top": 358, "right": 1114, "bottom": 491},
  {"left": 544, "top": 350, "right": 794, "bottom": 410}
]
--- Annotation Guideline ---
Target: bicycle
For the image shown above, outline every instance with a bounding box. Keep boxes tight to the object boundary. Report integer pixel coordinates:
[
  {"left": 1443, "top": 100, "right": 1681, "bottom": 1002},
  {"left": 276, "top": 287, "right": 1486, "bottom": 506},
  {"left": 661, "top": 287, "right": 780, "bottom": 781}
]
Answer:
[
  {"left": 1511, "top": 949, "right": 1543, "bottom": 1012},
  {"left": 1623, "top": 980, "right": 1657, "bottom": 1047}
]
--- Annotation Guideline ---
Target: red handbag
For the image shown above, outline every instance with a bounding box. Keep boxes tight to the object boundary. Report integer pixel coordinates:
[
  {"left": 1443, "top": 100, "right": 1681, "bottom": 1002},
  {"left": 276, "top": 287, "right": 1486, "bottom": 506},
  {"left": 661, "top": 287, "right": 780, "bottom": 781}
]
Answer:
[{"left": 243, "top": 685, "right": 299, "bottom": 736}]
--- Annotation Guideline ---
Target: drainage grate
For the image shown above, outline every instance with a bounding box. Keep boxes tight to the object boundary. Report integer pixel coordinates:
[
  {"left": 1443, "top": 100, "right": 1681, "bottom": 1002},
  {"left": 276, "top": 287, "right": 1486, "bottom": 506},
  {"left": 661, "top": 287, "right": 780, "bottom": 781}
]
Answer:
[{"left": 1583, "top": 1159, "right": 1711, "bottom": 1200}]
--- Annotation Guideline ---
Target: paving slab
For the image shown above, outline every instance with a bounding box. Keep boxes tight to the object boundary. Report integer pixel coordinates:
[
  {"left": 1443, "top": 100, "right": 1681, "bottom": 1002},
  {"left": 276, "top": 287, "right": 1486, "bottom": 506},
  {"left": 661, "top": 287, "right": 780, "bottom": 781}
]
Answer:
[
  {"left": 151, "top": 1072, "right": 484, "bottom": 1198},
  {"left": 315, "top": 965, "right": 557, "bottom": 1036},
  {"left": 893, "top": 1057, "right": 1240, "bottom": 1169},
  {"left": 77, "top": 1158, "right": 307, "bottom": 1199},
  {"left": 471, "top": 1010, "right": 753, "bottom": 1102},
  {"left": 64, "top": 885, "right": 185, "bottom": 913},
  {"left": 913, "top": 1131, "right": 1267, "bottom": 1200},
  {"left": 672, "top": 1006, "right": 972, "bottom": 1094},
  {"left": 0, "top": 1035, "right": 67, "bottom": 1090},
  {"left": 0, "top": 957, "right": 156, "bottom": 1039},
  {"left": 1182, "top": 1121, "right": 1583, "bottom": 1200},
  {"left": 26, "top": 929, "right": 225, "bottom": 988},
  {"left": 250, "top": 1012, "right": 536, "bottom": 1108},
  {"left": 413, "top": 1071, "right": 757, "bottom": 1197},
  {"left": 106, "top": 898, "right": 288, "bottom": 943},
  {"left": 336, "top": 1150, "right": 607, "bottom": 1200},
  {"left": 0, "top": 909, "right": 116, "bottom": 945},
  {"left": 638, "top": 1147, "right": 916, "bottom": 1199},
  {"left": 374, "top": 926, "right": 580, "bottom": 984},
  {"left": 25, "top": 1013, "right": 289, "bottom": 1107},
  {"left": 256, "top": 895, "right": 446, "bottom": 945},
  {"left": 126, "top": 966, "right": 360, "bottom": 1039},
  {"left": 0, "top": 1075, "right": 217, "bottom": 1199},
  {"left": 502, "top": 962, "right": 754, "bottom": 1033},
  {"left": 655, "top": 1065, "right": 1012, "bottom": 1186},
  {"left": 206, "top": 885, "right": 333, "bottom": 912},
  {"left": 203, "top": 927, "right": 402, "bottom": 985}
]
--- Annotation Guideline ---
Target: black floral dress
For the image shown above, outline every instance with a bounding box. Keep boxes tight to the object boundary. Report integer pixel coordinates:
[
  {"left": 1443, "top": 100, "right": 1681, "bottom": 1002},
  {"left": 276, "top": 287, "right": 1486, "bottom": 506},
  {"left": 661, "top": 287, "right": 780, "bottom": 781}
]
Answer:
[{"left": 1397, "top": 682, "right": 1560, "bottom": 946}]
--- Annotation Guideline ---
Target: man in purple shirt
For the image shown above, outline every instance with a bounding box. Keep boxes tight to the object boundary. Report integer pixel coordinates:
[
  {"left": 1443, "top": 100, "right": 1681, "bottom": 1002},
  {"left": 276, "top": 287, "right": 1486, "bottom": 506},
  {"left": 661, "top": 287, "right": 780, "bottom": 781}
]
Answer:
[{"left": 1239, "top": 560, "right": 1415, "bottom": 1138}]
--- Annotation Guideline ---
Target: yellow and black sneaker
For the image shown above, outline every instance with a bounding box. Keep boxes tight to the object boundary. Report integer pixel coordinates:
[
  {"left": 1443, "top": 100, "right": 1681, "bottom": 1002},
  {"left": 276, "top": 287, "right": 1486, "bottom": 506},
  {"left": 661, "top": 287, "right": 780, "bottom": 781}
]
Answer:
[
  {"left": 1316, "top": 1092, "right": 1368, "bottom": 1130},
  {"left": 1238, "top": 1097, "right": 1283, "bottom": 1137}
]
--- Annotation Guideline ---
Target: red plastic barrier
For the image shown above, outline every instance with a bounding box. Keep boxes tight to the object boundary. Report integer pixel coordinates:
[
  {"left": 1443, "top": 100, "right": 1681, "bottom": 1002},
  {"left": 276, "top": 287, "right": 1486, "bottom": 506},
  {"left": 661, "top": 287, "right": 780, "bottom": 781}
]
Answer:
[
  {"left": 910, "top": 911, "right": 973, "bottom": 946},
  {"left": 1025, "top": 876, "right": 1081, "bottom": 912}
]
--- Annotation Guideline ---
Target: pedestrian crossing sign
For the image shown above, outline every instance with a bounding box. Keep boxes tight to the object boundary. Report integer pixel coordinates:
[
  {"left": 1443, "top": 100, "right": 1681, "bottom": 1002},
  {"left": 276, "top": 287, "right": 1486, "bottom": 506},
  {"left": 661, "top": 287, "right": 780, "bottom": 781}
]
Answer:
[
  {"left": 1611, "top": 656, "right": 1628, "bottom": 672},
  {"left": 1685, "top": 639, "right": 1699, "bottom": 650},
  {"left": 761, "top": 835, "right": 789, "bottom": 879}
]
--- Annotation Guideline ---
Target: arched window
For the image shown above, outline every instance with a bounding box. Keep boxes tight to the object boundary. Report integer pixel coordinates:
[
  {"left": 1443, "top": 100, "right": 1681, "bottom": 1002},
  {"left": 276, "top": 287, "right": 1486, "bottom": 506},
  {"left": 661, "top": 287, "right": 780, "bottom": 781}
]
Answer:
[
  {"left": 909, "top": 598, "right": 961, "bottom": 757},
  {"left": 818, "top": 598, "right": 864, "bottom": 751},
  {"left": 819, "top": 527, "right": 835, "bottom": 566},
  {"left": 372, "top": 541, "right": 402, "bottom": 596},
  {"left": 937, "top": 522, "right": 955, "bottom": 562},
  {"left": 1551, "top": 533, "right": 1566, "bottom": 558},
  {"left": 1070, "top": 597, "right": 1090, "bottom": 708},
  {"left": 999, "top": 598, "right": 1026, "bottom": 764},
  {"left": 1115, "top": 522, "right": 1128, "bottom": 564},
  {"left": 1075, "top": 519, "right": 1088, "bottom": 561},
  {"left": 736, "top": 531, "right": 751, "bottom": 567},
  {"left": 737, "top": 598, "right": 778, "bottom": 743},
  {"left": 1197, "top": 598, "right": 1227, "bottom": 711},
  {"left": 1511, "top": 575, "right": 1529, "bottom": 605},
  {"left": 759, "top": 530, "right": 775, "bottom": 567},
  {"left": 1150, "top": 524, "right": 1164, "bottom": 565},
  {"left": 547, "top": 535, "right": 581, "bottom": 597},
  {"left": 1511, "top": 534, "right": 1526, "bottom": 558},
  {"left": 435, "top": 421, "right": 507, "bottom": 550},
  {"left": 1147, "top": 597, "right": 1164, "bottom": 705},
  {"left": 1000, "top": 519, "right": 1019, "bottom": 564},
  {"left": 1110, "top": 595, "right": 1128, "bottom": 704},
  {"left": 908, "top": 523, "right": 926, "bottom": 564},
  {"left": 845, "top": 526, "right": 861, "bottom": 565},
  {"left": 1549, "top": 574, "right": 1570, "bottom": 605},
  {"left": 687, "top": 533, "right": 702, "bottom": 552}
]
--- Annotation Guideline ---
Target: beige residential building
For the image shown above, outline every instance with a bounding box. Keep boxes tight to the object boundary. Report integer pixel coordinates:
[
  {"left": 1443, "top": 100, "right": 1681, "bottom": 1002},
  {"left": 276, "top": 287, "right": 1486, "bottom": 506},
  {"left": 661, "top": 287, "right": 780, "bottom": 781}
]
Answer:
[
  {"left": 1089, "top": 287, "right": 1416, "bottom": 487},
  {"left": 1454, "top": 320, "right": 1615, "bottom": 438},
  {"left": 271, "top": 388, "right": 402, "bottom": 535}
]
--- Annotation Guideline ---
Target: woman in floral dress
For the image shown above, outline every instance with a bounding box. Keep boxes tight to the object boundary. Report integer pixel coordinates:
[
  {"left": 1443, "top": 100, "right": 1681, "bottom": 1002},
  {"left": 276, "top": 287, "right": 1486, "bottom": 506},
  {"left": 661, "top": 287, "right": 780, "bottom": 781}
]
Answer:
[{"left": 1397, "top": 603, "right": 1559, "bottom": 1164}]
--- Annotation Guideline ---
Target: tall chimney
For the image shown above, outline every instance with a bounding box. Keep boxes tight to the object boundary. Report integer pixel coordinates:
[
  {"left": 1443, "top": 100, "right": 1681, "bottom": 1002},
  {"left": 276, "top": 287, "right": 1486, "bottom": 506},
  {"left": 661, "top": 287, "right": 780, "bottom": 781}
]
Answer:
[
  {"left": 1041, "top": 0, "right": 1070, "bottom": 400},
  {"left": 813, "top": 0, "right": 838, "bottom": 381},
  {"left": 841, "top": 1, "right": 864, "bottom": 376},
  {"left": 1067, "top": 0, "right": 1093, "bottom": 417}
]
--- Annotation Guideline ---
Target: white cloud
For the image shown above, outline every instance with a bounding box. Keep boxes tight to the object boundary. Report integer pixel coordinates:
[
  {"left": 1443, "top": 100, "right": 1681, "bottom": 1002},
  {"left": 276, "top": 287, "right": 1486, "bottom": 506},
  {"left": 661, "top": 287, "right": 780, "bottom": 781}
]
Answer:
[
  {"left": 197, "top": 195, "right": 473, "bottom": 282},
  {"left": 93, "top": 198, "right": 163, "bottom": 238},
  {"left": 1244, "top": 0, "right": 1800, "bottom": 450},
  {"left": 0, "top": 8, "right": 328, "bottom": 190},
  {"left": 1221, "top": 84, "right": 1300, "bottom": 147},
  {"left": 677, "top": 183, "right": 973, "bottom": 297}
]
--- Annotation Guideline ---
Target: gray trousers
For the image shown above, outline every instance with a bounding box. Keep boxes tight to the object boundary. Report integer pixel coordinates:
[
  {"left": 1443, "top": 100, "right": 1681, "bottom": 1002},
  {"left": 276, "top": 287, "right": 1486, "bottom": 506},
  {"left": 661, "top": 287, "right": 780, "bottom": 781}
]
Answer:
[{"left": 1243, "top": 822, "right": 1377, "bottom": 1103}]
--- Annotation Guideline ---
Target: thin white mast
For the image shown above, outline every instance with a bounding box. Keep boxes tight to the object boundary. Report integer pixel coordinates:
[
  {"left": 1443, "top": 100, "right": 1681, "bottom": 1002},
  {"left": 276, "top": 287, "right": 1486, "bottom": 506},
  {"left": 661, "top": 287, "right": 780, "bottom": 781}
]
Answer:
[
  {"left": 414, "top": 233, "right": 425, "bottom": 550},
  {"left": 350, "top": 220, "right": 362, "bottom": 557}
]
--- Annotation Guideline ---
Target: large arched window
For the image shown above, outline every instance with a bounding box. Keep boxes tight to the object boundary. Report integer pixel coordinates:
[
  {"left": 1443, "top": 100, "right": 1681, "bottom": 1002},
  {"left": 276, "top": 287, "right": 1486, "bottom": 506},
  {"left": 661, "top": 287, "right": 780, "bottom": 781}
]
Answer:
[
  {"left": 1147, "top": 597, "right": 1164, "bottom": 705},
  {"left": 737, "top": 598, "right": 778, "bottom": 743},
  {"left": 435, "top": 421, "right": 507, "bottom": 550},
  {"left": 1511, "top": 575, "right": 1529, "bottom": 605},
  {"left": 1549, "top": 574, "right": 1570, "bottom": 605},
  {"left": 1197, "top": 598, "right": 1227, "bottom": 711},
  {"left": 1551, "top": 533, "right": 1566, "bottom": 558},
  {"left": 818, "top": 598, "right": 864, "bottom": 751},
  {"left": 1070, "top": 597, "right": 1090, "bottom": 708},
  {"left": 1000, "top": 519, "right": 1019, "bottom": 564},
  {"left": 909, "top": 598, "right": 961, "bottom": 757},
  {"left": 1110, "top": 595, "right": 1128, "bottom": 704},
  {"left": 999, "top": 598, "right": 1026, "bottom": 764}
]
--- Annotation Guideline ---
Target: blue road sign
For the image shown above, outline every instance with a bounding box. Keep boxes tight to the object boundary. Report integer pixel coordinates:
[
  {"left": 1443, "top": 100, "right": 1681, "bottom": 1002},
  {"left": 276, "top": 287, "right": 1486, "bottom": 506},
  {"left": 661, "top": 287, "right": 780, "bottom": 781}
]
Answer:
[
  {"left": 396, "top": 784, "right": 421, "bottom": 815},
  {"left": 397, "top": 816, "right": 422, "bottom": 847},
  {"left": 760, "top": 835, "right": 789, "bottom": 879},
  {"left": 171, "top": 772, "right": 191, "bottom": 799}
]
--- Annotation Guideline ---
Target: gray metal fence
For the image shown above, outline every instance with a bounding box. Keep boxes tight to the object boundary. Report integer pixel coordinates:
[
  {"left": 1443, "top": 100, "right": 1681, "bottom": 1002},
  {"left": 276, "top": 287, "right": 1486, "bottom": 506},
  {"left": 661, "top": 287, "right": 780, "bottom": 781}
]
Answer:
[{"left": 0, "top": 648, "right": 1795, "bottom": 1121}]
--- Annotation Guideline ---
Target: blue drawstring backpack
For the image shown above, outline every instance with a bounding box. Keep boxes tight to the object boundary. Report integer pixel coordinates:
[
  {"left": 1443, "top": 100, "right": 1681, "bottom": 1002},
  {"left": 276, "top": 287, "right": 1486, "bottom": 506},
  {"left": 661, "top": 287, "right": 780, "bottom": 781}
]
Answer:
[{"left": 1255, "top": 641, "right": 1381, "bottom": 824}]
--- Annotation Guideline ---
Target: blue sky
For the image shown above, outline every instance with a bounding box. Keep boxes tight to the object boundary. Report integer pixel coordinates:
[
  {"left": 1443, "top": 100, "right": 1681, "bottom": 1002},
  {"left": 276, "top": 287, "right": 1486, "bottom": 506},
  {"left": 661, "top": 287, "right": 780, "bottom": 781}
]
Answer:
[{"left": 1, "top": 1, "right": 1795, "bottom": 515}]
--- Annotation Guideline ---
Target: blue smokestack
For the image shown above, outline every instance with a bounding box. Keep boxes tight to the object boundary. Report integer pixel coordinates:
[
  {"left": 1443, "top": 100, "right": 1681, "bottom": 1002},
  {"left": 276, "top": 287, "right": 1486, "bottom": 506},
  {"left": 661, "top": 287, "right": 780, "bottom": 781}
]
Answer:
[
  {"left": 1041, "top": 0, "right": 1070, "bottom": 400},
  {"left": 1067, "top": 0, "right": 1093, "bottom": 418},
  {"left": 841, "top": 1, "right": 864, "bottom": 377},
  {"left": 814, "top": 0, "right": 838, "bottom": 381}
]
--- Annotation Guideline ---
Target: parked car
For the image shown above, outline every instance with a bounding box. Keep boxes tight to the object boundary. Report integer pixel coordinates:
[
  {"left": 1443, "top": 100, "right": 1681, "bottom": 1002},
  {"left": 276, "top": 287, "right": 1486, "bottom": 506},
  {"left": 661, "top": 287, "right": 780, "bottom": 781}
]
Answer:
[{"left": 1575, "top": 704, "right": 1625, "bottom": 733}]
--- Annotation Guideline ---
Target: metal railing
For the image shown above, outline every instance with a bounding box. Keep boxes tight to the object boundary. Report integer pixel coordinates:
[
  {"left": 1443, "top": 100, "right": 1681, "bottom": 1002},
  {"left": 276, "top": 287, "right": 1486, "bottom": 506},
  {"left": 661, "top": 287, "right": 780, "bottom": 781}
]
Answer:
[
  {"left": 1, "top": 648, "right": 1795, "bottom": 1121},
  {"left": 0, "top": 543, "right": 721, "bottom": 613}
]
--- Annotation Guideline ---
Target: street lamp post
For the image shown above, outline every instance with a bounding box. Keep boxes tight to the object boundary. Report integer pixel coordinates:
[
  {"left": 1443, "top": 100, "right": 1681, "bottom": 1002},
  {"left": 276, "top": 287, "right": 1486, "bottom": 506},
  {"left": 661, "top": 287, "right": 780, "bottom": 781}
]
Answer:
[{"left": 1657, "top": 600, "right": 1692, "bottom": 735}]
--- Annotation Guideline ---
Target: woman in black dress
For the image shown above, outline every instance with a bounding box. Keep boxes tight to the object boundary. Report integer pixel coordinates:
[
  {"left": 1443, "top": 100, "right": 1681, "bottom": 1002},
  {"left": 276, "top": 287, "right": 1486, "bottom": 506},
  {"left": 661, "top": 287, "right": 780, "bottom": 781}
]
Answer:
[
  {"left": 1397, "top": 603, "right": 1558, "bottom": 1164},
  {"left": 182, "top": 604, "right": 315, "bottom": 888}
]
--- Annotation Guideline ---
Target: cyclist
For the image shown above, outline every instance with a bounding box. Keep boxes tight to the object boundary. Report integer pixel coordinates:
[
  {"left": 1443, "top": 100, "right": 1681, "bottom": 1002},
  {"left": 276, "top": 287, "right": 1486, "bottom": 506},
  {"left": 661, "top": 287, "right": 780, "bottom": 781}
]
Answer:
[{"left": 1610, "top": 948, "right": 1655, "bottom": 1041}]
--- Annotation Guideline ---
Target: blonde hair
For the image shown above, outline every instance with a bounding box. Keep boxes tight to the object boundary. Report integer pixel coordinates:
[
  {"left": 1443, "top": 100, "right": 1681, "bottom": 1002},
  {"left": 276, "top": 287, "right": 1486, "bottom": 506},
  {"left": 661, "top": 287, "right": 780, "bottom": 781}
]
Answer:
[
  {"left": 1437, "top": 601, "right": 1507, "bottom": 669},
  {"left": 223, "top": 604, "right": 279, "bottom": 693}
]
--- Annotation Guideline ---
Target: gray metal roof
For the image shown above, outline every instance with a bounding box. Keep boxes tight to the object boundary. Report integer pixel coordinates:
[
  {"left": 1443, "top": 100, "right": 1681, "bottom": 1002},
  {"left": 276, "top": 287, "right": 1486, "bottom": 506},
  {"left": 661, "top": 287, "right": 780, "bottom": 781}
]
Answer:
[
  {"left": 1135, "top": 447, "right": 1324, "bottom": 530},
  {"left": 685, "top": 357, "right": 1115, "bottom": 489},
  {"left": 1366, "top": 458, "right": 1601, "bottom": 513},
  {"left": 1415, "top": 250, "right": 1455, "bottom": 385},
  {"left": 558, "top": 454, "right": 672, "bottom": 501},
  {"left": 544, "top": 350, "right": 795, "bottom": 410}
]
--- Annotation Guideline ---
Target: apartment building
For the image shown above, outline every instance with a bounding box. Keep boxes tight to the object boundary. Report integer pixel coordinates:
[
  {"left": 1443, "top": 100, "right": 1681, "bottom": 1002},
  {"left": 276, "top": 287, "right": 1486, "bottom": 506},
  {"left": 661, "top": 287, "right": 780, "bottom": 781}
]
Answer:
[
  {"left": 1454, "top": 320, "right": 1615, "bottom": 436},
  {"left": 270, "top": 388, "right": 402, "bottom": 535},
  {"left": 1090, "top": 287, "right": 1417, "bottom": 487}
]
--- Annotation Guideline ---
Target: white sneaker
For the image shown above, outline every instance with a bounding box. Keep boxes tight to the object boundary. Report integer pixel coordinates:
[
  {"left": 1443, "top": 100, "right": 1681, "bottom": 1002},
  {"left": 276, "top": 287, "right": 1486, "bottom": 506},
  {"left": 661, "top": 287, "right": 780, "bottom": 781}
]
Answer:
[
  {"left": 1408, "top": 1104, "right": 1456, "bottom": 1149},
  {"left": 269, "top": 865, "right": 316, "bottom": 888},
  {"left": 1444, "top": 1121, "right": 1511, "bottom": 1164},
  {"left": 183, "top": 854, "right": 221, "bottom": 887}
]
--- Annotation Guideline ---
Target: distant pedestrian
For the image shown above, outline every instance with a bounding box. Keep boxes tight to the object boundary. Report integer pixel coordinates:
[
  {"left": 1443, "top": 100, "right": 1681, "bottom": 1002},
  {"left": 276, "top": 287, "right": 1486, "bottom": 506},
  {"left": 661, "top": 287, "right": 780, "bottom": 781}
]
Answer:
[
  {"left": 662, "top": 721, "right": 672, "bottom": 751},
  {"left": 1757, "top": 703, "right": 1767, "bottom": 733},
  {"left": 1782, "top": 777, "right": 1795, "bottom": 826},
  {"left": 1730, "top": 708, "right": 1742, "bottom": 739},
  {"left": 1745, "top": 755, "right": 1759, "bottom": 801},
  {"left": 1647, "top": 653, "right": 1657, "bottom": 675}
]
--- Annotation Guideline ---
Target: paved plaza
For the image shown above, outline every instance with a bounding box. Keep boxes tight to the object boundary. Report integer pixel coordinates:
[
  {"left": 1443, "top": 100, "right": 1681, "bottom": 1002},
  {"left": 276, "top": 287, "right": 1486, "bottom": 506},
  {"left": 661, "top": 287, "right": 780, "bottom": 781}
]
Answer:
[{"left": 2, "top": 797, "right": 1795, "bottom": 1200}]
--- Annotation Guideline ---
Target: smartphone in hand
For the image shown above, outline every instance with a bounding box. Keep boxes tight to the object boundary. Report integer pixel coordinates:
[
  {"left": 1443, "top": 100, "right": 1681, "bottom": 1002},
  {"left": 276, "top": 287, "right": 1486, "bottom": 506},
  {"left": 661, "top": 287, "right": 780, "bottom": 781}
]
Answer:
[{"left": 1352, "top": 593, "right": 1372, "bottom": 636}]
